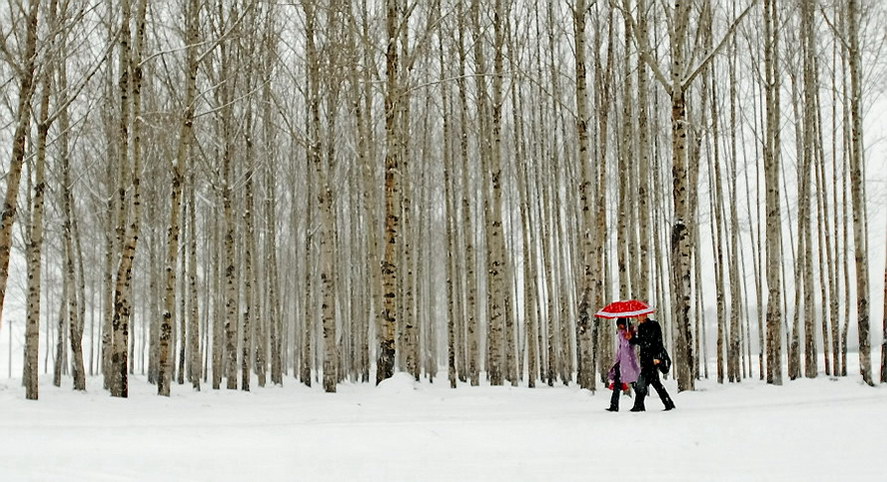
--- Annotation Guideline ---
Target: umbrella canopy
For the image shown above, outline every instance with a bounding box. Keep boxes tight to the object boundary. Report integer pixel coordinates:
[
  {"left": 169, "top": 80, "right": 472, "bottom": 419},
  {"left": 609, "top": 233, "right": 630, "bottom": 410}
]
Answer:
[{"left": 594, "top": 299, "right": 655, "bottom": 319}]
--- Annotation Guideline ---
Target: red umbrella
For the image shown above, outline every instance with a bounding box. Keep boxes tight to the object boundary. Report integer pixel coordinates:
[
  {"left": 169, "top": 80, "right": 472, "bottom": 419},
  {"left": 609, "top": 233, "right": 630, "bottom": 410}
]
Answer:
[{"left": 594, "top": 300, "right": 655, "bottom": 319}]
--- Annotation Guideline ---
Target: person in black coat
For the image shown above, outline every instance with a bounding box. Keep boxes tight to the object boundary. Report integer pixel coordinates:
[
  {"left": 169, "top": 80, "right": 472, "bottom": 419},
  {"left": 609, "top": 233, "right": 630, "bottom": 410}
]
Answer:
[{"left": 627, "top": 313, "right": 675, "bottom": 412}]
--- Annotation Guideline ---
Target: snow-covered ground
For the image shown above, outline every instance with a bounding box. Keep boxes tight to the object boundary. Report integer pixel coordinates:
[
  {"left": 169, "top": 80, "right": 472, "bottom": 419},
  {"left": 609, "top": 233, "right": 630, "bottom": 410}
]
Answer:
[{"left": 1, "top": 370, "right": 884, "bottom": 481}]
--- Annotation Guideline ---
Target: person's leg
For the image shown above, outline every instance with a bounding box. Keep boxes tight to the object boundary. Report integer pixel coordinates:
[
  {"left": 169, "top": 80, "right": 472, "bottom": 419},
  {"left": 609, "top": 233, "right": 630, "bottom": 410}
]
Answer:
[
  {"left": 648, "top": 372, "right": 675, "bottom": 410},
  {"left": 630, "top": 371, "right": 648, "bottom": 411},
  {"left": 608, "top": 365, "right": 621, "bottom": 411}
]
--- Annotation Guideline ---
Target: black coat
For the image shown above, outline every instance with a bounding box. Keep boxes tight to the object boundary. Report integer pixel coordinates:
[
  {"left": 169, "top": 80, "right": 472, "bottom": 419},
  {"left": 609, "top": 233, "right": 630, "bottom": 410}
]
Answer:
[{"left": 629, "top": 319, "right": 665, "bottom": 369}]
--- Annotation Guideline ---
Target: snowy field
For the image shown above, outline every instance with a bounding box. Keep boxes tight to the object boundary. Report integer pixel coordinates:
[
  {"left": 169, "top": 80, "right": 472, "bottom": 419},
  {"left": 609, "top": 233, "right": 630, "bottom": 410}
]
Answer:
[{"left": 1, "top": 368, "right": 885, "bottom": 481}]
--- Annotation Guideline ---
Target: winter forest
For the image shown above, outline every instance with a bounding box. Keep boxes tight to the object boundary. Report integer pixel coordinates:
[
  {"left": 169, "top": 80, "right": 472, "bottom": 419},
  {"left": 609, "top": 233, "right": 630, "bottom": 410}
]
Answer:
[
  {"left": 4, "top": 0, "right": 887, "bottom": 478},
  {"left": 1, "top": 0, "right": 887, "bottom": 403}
]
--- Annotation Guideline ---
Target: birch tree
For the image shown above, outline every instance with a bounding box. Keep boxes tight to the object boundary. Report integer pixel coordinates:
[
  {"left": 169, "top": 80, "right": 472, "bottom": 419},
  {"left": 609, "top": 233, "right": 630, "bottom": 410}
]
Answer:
[
  {"left": 763, "top": 0, "right": 783, "bottom": 385},
  {"left": 572, "top": 0, "right": 595, "bottom": 391},
  {"left": 109, "top": 0, "right": 144, "bottom": 398},
  {"left": 618, "top": 0, "right": 754, "bottom": 391},
  {"left": 158, "top": 0, "right": 200, "bottom": 397},
  {"left": 846, "top": 0, "right": 873, "bottom": 386},
  {"left": 0, "top": 0, "right": 41, "bottom": 345},
  {"left": 24, "top": 0, "right": 54, "bottom": 399},
  {"left": 377, "top": 0, "right": 400, "bottom": 384},
  {"left": 881, "top": 234, "right": 886, "bottom": 383}
]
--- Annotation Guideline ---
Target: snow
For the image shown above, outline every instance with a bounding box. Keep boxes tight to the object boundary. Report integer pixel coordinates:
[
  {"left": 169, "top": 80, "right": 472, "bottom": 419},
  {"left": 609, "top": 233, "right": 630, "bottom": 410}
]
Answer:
[{"left": 1, "top": 371, "right": 885, "bottom": 481}]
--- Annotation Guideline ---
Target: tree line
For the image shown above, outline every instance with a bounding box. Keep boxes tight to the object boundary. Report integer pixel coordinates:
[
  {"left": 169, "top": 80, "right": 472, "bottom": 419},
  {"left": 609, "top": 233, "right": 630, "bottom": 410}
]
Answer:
[{"left": 0, "top": 0, "right": 884, "bottom": 400}]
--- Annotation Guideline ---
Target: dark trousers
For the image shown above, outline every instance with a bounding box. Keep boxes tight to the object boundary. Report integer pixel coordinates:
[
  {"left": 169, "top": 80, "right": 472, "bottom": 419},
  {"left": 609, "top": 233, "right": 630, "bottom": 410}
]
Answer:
[
  {"left": 632, "top": 366, "right": 674, "bottom": 410},
  {"left": 609, "top": 365, "right": 635, "bottom": 410},
  {"left": 609, "top": 366, "right": 622, "bottom": 409}
]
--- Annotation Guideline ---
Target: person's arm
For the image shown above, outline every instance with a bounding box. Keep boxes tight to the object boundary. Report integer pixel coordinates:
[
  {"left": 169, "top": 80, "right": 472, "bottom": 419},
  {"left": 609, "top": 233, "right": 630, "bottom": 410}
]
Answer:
[
  {"left": 651, "top": 322, "right": 664, "bottom": 364},
  {"left": 627, "top": 326, "right": 639, "bottom": 345},
  {"left": 652, "top": 322, "right": 664, "bottom": 349}
]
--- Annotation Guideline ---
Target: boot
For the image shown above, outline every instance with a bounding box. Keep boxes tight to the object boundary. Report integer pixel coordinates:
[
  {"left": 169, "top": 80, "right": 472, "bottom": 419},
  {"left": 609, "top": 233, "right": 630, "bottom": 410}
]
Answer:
[
  {"left": 630, "top": 395, "right": 646, "bottom": 412},
  {"left": 656, "top": 388, "right": 675, "bottom": 410},
  {"left": 632, "top": 381, "right": 647, "bottom": 412}
]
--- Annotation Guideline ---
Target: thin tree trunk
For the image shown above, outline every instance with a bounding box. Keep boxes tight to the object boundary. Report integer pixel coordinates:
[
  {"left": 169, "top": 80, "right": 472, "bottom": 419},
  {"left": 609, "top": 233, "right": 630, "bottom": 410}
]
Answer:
[
  {"left": 829, "top": 21, "right": 843, "bottom": 377},
  {"left": 241, "top": 109, "right": 256, "bottom": 392},
  {"left": 595, "top": 9, "right": 614, "bottom": 384},
  {"left": 159, "top": 0, "right": 197, "bottom": 396},
  {"left": 212, "top": 200, "right": 224, "bottom": 389},
  {"left": 881, "top": 229, "right": 886, "bottom": 383},
  {"left": 846, "top": 0, "right": 873, "bottom": 385},
  {"left": 60, "top": 67, "right": 86, "bottom": 390},
  {"left": 438, "top": 8, "right": 458, "bottom": 388},
  {"left": 188, "top": 171, "right": 200, "bottom": 391},
  {"left": 455, "top": 2, "right": 478, "bottom": 386},
  {"left": 800, "top": 0, "right": 817, "bottom": 379},
  {"left": 487, "top": 0, "right": 509, "bottom": 387},
  {"left": 377, "top": 0, "right": 400, "bottom": 384},
  {"left": 572, "top": 0, "right": 594, "bottom": 391},
  {"left": 177, "top": 212, "right": 188, "bottom": 385},
  {"left": 727, "top": 27, "right": 743, "bottom": 383},
  {"left": 110, "top": 0, "right": 148, "bottom": 398},
  {"left": 25, "top": 29, "right": 54, "bottom": 397},
  {"left": 764, "top": 0, "right": 783, "bottom": 385},
  {"left": 636, "top": 0, "right": 652, "bottom": 304},
  {"left": 221, "top": 19, "right": 239, "bottom": 390},
  {"left": 840, "top": 22, "right": 851, "bottom": 377},
  {"left": 0, "top": 0, "right": 41, "bottom": 337},
  {"left": 260, "top": 14, "right": 280, "bottom": 385},
  {"left": 787, "top": 72, "right": 806, "bottom": 381}
]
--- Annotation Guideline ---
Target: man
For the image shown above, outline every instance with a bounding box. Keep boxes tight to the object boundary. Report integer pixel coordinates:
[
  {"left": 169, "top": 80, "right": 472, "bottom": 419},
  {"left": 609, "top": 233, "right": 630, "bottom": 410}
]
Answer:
[{"left": 628, "top": 313, "right": 675, "bottom": 412}]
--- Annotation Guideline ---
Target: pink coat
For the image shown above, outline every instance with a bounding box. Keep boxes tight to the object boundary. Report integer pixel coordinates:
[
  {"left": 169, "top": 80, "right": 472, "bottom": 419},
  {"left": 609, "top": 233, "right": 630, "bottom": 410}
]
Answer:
[{"left": 609, "top": 328, "right": 640, "bottom": 383}]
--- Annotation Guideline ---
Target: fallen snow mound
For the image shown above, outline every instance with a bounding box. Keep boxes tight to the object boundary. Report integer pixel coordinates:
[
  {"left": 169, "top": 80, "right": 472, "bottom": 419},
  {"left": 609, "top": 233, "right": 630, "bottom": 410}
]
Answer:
[{"left": 375, "top": 372, "right": 421, "bottom": 394}]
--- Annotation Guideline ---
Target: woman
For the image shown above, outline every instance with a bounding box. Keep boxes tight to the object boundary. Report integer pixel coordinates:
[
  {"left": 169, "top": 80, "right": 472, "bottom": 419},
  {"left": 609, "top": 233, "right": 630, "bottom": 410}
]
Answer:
[{"left": 606, "top": 318, "right": 640, "bottom": 412}]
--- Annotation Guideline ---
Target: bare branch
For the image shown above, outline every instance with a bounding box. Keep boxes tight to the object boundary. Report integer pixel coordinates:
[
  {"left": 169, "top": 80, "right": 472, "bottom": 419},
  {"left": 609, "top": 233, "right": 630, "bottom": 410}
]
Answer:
[
  {"left": 612, "top": 0, "right": 671, "bottom": 90},
  {"left": 682, "top": 0, "right": 757, "bottom": 89}
]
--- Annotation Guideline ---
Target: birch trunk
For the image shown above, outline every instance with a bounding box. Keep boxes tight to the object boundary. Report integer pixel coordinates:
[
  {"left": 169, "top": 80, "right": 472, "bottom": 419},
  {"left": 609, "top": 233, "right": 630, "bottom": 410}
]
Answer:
[
  {"left": 212, "top": 200, "right": 223, "bottom": 389},
  {"left": 516, "top": 75, "right": 539, "bottom": 388},
  {"left": 221, "top": 19, "right": 239, "bottom": 390},
  {"left": 488, "top": 0, "right": 509, "bottom": 386},
  {"left": 669, "top": 15, "right": 695, "bottom": 391},
  {"left": 241, "top": 107, "right": 256, "bottom": 392},
  {"left": 764, "top": 0, "right": 783, "bottom": 385},
  {"left": 0, "top": 0, "right": 41, "bottom": 336},
  {"left": 109, "top": 0, "right": 135, "bottom": 398},
  {"left": 24, "top": 22, "right": 54, "bottom": 397},
  {"left": 829, "top": 27, "right": 843, "bottom": 376},
  {"left": 159, "top": 0, "right": 198, "bottom": 396},
  {"left": 812, "top": 80, "right": 833, "bottom": 376},
  {"left": 881, "top": 232, "right": 886, "bottom": 383},
  {"left": 438, "top": 11, "right": 458, "bottom": 388},
  {"left": 800, "top": 0, "right": 817, "bottom": 378},
  {"left": 395, "top": 4, "right": 416, "bottom": 379},
  {"left": 456, "top": 3, "right": 478, "bottom": 386},
  {"left": 60, "top": 53, "right": 86, "bottom": 390},
  {"left": 572, "top": 0, "right": 594, "bottom": 390},
  {"left": 636, "top": 0, "right": 652, "bottom": 303},
  {"left": 846, "top": 0, "right": 873, "bottom": 385},
  {"left": 261, "top": 21, "right": 280, "bottom": 385},
  {"left": 377, "top": 0, "right": 400, "bottom": 384},
  {"left": 704, "top": 47, "right": 726, "bottom": 383},
  {"left": 188, "top": 172, "right": 200, "bottom": 391},
  {"left": 595, "top": 11, "right": 614, "bottom": 384},
  {"left": 356, "top": 0, "right": 376, "bottom": 384},
  {"left": 840, "top": 28, "right": 852, "bottom": 376}
]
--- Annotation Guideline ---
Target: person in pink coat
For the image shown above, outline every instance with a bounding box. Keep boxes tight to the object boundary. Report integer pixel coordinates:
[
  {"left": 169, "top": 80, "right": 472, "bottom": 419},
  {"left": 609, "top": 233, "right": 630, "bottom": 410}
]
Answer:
[{"left": 606, "top": 318, "right": 640, "bottom": 412}]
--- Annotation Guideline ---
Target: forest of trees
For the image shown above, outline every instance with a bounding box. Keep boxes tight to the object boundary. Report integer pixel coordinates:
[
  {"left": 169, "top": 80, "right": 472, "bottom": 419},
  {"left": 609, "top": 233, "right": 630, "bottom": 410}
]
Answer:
[{"left": 0, "top": 0, "right": 885, "bottom": 400}]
